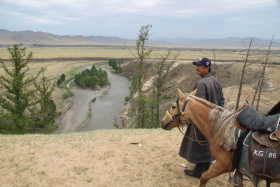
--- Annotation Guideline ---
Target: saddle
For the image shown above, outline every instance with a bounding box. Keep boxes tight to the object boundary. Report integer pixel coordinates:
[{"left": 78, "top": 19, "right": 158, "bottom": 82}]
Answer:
[
  {"left": 236, "top": 106, "right": 280, "bottom": 134},
  {"left": 235, "top": 106, "right": 280, "bottom": 181}
]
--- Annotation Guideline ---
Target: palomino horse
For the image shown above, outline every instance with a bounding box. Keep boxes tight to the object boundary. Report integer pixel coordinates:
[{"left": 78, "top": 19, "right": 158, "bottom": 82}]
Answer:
[{"left": 161, "top": 89, "right": 279, "bottom": 187}]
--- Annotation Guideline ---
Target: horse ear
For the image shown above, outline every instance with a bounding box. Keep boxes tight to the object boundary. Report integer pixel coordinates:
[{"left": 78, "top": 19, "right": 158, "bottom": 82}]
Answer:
[
  {"left": 177, "top": 88, "right": 185, "bottom": 99},
  {"left": 190, "top": 89, "right": 197, "bottom": 96}
]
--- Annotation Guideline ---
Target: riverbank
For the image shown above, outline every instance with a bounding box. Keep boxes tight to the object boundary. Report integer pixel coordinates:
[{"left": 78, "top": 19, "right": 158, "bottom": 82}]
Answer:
[
  {"left": 54, "top": 63, "right": 131, "bottom": 133},
  {"left": 55, "top": 64, "right": 113, "bottom": 134},
  {"left": 54, "top": 84, "right": 109, "bottom": 133}
]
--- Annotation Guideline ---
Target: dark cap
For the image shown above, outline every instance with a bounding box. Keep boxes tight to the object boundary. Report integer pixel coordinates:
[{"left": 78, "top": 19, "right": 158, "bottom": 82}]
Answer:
[{"left": 193, "top": 57, "right": 211, "bottom": 66}]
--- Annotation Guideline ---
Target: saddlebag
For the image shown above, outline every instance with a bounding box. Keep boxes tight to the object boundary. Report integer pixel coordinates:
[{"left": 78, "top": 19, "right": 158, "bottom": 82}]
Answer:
[{"left": 249, "top": 131, "right": 280, "bottom": 180}]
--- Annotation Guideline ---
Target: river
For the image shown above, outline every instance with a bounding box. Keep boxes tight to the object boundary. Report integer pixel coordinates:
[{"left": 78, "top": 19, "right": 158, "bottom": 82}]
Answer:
[{"left": 77, "top": 70, "right": 130, "bottom": 132}]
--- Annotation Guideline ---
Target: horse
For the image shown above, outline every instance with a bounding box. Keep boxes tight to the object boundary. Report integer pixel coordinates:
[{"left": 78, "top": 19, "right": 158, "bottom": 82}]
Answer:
[
  {"left": 267, "top": 101, "right": 280, "bottom": 116},
  {"left": 161, "top": 88, "right": 279, "bottom": 187}
]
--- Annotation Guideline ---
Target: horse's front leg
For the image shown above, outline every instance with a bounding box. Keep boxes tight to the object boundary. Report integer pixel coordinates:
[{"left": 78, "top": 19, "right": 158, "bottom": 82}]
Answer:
[
  {"left": 198, "top": 161, "right": 227, "bottom": 187},
  {"left": 199, "top": 160, "right": 243, "bottom": 187}
]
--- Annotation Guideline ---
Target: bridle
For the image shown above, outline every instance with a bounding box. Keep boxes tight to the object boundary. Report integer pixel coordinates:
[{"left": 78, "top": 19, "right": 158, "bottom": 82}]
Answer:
[
  {"left": 165, "top": 93, "right": 209, "bottom": 146},
  {"left": 165, "top": 93, "right": 192, "bottom": 124}
]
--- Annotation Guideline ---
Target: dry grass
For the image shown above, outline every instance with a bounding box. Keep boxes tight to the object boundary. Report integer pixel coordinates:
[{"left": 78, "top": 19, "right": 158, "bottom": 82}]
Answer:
[
  {"left": 1, "top": 45, "right": 279, "bottom": 62},
  {"left": 0, "top": 46, "right": 134, "bottom": 59},
  {"left": 1, "top": 129, "right": 276, "bottom": 187}
]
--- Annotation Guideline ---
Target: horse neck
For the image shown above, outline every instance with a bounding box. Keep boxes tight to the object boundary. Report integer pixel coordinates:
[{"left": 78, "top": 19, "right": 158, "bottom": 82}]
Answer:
[{"left": 186, "top": 97, "right": 213, "bottom": 141}]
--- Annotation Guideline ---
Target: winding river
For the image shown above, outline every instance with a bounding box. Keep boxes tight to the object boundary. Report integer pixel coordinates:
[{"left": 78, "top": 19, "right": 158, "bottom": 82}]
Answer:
[{"left": 77, "top": 71, "right": 130, "bottom": 132}]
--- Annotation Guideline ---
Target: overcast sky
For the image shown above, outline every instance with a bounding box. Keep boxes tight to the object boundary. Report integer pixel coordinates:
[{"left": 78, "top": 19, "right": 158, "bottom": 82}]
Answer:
[{"left": 1, "top": 0, "right": 279, "bottom": 39}]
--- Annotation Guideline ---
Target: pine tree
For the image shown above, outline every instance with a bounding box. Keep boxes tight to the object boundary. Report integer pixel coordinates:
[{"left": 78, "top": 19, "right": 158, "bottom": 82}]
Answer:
[
  {"left": 0, "top": 44, "right": 43, "bottom": 133},
  {"left": 33, "top": 70, "right": 57, "bottom": 132}
]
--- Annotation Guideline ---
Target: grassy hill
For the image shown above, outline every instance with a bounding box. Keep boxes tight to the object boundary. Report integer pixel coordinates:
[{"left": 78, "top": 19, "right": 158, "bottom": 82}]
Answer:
[{"left": 1, "top": 129, "right": 276, "bottom": 187}]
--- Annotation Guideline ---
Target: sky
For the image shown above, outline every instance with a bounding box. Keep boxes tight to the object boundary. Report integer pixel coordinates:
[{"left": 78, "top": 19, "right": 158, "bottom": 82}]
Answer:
[{"left": 0, "top": 0, "right": 280, "bottom": 40}]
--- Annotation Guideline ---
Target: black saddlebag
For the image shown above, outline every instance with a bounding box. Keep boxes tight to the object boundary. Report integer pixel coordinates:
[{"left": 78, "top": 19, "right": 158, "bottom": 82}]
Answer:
[{"left": 249, "top": 131, "right": 280, "bottom": 180}]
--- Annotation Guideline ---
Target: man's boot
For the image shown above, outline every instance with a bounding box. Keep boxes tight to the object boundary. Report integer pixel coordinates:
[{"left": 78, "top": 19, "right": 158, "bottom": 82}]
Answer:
[{"left": 184, "top": 162, "right": 211, "bottom": 178}]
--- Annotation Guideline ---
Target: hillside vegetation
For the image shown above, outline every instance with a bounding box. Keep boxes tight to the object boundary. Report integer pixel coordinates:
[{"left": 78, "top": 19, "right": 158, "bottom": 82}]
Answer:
[{"left": 120, "top": 60, "right": 280, "bottom": 128}]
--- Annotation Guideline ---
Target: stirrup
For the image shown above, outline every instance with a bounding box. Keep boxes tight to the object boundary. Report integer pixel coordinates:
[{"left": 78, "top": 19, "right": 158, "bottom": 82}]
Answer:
[{"left": 228, "top": 169, "right": 242, "bottom": 186}]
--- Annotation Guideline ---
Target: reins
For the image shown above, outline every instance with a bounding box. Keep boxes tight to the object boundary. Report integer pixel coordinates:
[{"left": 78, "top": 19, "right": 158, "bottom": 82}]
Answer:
[{"left": 178, "top": 124, "right": 210, "bottom": 146}]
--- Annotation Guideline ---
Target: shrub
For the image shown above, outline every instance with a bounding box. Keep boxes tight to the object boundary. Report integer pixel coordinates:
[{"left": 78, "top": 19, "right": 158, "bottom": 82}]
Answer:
[{"left": 125, "top": 96, "right": 131, "bottom": 102}]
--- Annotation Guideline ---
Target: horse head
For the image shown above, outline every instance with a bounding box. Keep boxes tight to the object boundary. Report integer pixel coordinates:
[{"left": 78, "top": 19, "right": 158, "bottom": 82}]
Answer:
[{"left": 161, "top": 88, "right": 196, "bottom": 130}]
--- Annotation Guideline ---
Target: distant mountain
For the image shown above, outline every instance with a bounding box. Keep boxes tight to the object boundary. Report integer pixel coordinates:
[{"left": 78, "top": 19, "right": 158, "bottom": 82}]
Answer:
[
  {"left": 0, "top": 29, "right": 95, "bottom": 45},
  {"left": 0, "top": 29, "right": 139, "bottom": 46},
  {"left": 0, "top": 29, "right": 279, "bottom": 47},
  {"left": 87, "top": 35, "right": 134, "bottom": 44},
  {"left": 151, "top": 37, "right": 280, "bottom": 47}
]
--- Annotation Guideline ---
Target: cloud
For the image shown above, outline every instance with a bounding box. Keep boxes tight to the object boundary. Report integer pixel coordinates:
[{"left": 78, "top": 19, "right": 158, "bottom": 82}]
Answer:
[
  {"left": 0, "top": 0, "right": 279, "bottom": 38},
  {"left": 1, "top": 0, "right": 278, "bottom": 19}
]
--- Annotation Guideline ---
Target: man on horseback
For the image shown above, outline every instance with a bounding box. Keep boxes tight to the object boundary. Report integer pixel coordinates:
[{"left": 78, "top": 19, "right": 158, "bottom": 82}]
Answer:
[{"left": 179, "top": 57, "right": 225, "bottom": 178}]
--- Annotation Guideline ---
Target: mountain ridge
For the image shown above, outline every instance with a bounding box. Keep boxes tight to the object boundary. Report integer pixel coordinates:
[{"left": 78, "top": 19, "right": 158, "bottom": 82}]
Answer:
[{"left": 0, "top": 29, "right": 279, "bottom": 47}]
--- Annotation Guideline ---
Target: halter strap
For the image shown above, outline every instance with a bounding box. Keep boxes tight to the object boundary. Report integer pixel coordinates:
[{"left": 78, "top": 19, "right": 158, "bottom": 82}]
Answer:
[
  {"left": 170, "top": 93, "right": 209, "bottom": 145},
  {"left": 181, "top": 93, "right": 191, "bottom": 113}
]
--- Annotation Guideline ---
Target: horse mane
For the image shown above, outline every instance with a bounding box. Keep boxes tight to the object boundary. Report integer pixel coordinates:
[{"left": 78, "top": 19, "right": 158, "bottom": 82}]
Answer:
[
  {"left": 189, "top": 94, "right": 236, "bottom": 151},
  {"left": 189, "top": 94, "right": 224, "bottom": 111},
  {"left": 209, "top": 108, "right": 237, "bottom": 151}
]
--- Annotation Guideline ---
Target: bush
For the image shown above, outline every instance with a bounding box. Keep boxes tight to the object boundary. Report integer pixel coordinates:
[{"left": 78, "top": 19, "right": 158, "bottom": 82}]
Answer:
[
  {"left": 62, "top": 88, "right": 74, "bottom": 99},
  {"left": 74, "top": 65, "right": 108, "bottom": 89},
  {"left": 125, "top": 96, "right": 131, "bottom": 102},
  {"left": 108, "top": 59, "right": 123, "bottom": 73},
  {"left": 57, "top": 73, "right": 66, "bottom": 85}
]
